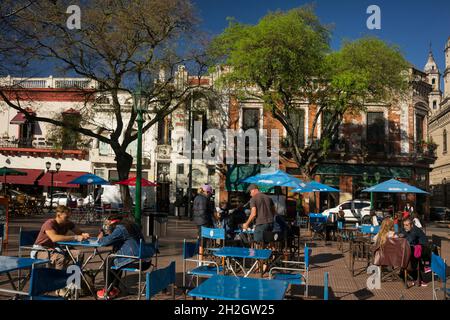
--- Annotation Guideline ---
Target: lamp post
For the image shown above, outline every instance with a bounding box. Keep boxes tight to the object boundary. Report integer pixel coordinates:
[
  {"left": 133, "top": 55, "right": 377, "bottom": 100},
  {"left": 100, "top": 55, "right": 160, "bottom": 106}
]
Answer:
[
  {"left": 133, "top": 87, "right": 148, "bottom": 228},
  {"left": 46, "top": 161, "right": 61, "bottom": 213}
]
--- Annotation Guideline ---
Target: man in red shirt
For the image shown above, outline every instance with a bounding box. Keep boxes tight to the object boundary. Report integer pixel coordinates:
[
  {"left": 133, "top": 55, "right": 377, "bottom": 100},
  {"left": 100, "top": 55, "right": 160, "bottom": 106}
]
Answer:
[{"left": 34, "top": 205, "right": 90, "bottom": 269}]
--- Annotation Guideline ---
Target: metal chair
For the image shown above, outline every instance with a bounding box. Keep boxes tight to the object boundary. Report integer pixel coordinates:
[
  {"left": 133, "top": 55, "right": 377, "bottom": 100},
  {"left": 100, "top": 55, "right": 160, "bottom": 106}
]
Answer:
[
  {"left": 309, "top": 214, "right": 327, "bottom": 241},
  {"left": 269, "top": 245, "right": 311, "bottom": 298},
  {"left": 145, "top": 261, "right": 176, "bottom": 300},
  {"left": 182, "top": 239, "right": 222, "bottom": 293},
  {"left": 349, "top": 237, "right": 372, "bottom": 277},
  {"left": 431, "top": 253, "right": 449, "bottom": 300},
  {"left": 105, "top": 238, "right": 158, "bottom": 300},
  {"left": 28, "top": 265, "right": 70, "bottom": 300}
]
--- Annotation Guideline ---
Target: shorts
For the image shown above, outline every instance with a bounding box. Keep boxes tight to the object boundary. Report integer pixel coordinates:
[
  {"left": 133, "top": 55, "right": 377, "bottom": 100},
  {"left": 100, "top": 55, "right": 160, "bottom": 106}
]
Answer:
[{"left": 254, "top": 223, "right": 274, "bottom": 242}]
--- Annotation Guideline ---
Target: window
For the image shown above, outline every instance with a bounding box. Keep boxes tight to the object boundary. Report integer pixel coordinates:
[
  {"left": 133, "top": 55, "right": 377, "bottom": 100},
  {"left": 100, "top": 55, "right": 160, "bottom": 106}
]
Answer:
[
  {"left": 432, "top": 78, "right": 436, "bottom": 85},
  {"left": 415, "top": 114, "right": 425, "bottom": 143},
  {"left": 433, "top": 101, "right": 437, "bottom": 110},
  {"left": 444, "top": 129, "right": 448, "bottom": 154},
  {"left": 126, "top": 140, "right": 137, "bottom": 158},
  {"left": 94, "top": 169, "right": 106, "bottom": 179},
  {"left": 176, "top": 164, "right": 184, "bottom": 175},
  {"left": 157, "top": 118, "right": 172, "bottom": 145},
  {"left": 208, "top": 166, "right": 215, "bottom": 176},
  {"left": 290, "top": 108, "right": 305, "bottom": 148},
  {"left": 99, "top": 140, "right": 112, "bottom": 156},
  {"left": 242, "top": 108, "right": 260, "bottom": 131},
  {"left": 367, "top": 112, "right": 385, "bottom": 153},
  {"left": 340, "top": 202, "right": 351, "bottom": 210}
]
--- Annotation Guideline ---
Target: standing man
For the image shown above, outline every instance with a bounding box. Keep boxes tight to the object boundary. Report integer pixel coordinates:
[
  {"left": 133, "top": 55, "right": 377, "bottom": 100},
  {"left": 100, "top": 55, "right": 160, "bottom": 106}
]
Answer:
[
  {"left": 192, "top": 184, "right": 215, "bottom": 236},
  {"left": 242, "top": 184, "right": 276, "bottom": 243}
]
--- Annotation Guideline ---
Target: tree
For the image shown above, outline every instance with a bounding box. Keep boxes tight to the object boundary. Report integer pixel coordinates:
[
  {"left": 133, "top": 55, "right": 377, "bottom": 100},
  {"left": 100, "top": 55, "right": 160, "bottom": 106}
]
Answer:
[
  {"left": 0, "top": 0, "right": 208, "bottom": 207},
  {"left": 208, "top": 5, "right": 410, "bottom": 179}
]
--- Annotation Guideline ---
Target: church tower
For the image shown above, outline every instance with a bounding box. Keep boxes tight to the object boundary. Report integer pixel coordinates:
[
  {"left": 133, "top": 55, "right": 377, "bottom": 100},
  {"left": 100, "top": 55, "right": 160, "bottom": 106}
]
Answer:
[
  {"left": 445, "top": 37, "right": 450, "bottom": 98},
  {"left": 424, "top": 47, "right": 442, "bottom": 113}
]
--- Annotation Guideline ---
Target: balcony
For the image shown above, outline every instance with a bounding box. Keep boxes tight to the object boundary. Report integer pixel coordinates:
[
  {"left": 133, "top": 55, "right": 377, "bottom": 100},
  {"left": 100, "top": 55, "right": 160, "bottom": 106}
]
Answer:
[
  {"left": 0, "top": 136, "right": 88, "bottom": 159},
  {"left": 0, "top": 76, "right": 98, "bottom": 89},
  {"left": 415, "top": 141, "right": 437, "bottom": 162}
]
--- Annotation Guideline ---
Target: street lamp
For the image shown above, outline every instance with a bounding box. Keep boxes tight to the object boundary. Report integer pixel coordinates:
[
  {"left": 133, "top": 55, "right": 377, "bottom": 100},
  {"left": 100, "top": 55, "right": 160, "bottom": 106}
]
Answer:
[
  {"left": 132, "top": 86, "right": 149, "bottom": 228},
  {"left": 46, "top": 161, "right": 61, "bottom": 213}
]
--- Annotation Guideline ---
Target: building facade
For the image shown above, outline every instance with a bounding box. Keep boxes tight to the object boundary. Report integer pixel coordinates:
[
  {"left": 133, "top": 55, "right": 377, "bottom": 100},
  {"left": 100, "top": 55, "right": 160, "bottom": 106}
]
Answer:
[{"left": 429, "top": 37, "right": 450, "bottom": 208}]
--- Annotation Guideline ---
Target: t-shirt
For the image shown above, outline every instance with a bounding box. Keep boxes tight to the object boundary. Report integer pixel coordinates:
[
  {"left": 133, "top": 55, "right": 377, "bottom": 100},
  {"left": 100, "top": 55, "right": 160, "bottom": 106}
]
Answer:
[
  {"left": 34, "top": 219, "right": 75, "bottom": 248},
  {"left": 250, "top": 193, "right": 275, "bottom": 226}
]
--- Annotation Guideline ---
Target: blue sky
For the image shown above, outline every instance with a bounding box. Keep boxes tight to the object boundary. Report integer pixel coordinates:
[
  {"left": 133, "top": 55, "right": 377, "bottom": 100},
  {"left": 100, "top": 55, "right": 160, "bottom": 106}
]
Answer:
[{"left": 194, "top": 0, "right": 450, "bottom": 74}]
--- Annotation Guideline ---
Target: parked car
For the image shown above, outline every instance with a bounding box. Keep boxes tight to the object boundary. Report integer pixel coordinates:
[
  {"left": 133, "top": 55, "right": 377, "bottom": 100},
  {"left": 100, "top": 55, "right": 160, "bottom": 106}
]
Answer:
[
  {"left": 322, "top": 200, "right": 373, "bottom": 223},
  {"left": 44, "top": 192, "right": 78, "bottom": 208},
  {"left": 429, "top": 207, "right": 450, "bottom": 221}
]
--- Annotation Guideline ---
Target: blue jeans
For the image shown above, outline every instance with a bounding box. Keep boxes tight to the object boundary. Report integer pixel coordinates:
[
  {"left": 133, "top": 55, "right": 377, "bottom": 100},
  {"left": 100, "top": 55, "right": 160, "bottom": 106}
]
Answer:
[{"left": 254, "top": 223, "right": 274, "bottom": 242}]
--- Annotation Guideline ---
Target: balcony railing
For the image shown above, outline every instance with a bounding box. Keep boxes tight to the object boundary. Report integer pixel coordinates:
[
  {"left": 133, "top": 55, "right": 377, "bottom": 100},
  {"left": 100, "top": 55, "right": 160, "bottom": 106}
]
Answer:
[{"left": 0, "top": 76, "right": 98, "bottom": 89}]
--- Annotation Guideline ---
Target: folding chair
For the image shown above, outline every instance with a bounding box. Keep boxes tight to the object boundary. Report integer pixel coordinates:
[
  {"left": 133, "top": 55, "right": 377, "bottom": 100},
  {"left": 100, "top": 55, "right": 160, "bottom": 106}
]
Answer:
[
  {"left": 309, "top": 214, "right": 327, "bottom": 242},
  {"left": 200, "top": 227, "right": 225, "bottom": 254},
  {"left": 146, "top": 261, "right": 176, "bottom": 300},
  {"left": 431, "top": 235, "right": 443, "bottom": 257},
  {"left": 373, "top": 237, "right": 411, "bottom": 288},
  {"left": 105, "top": 239, "right": 158, "bottom": 300},
  {"left": 336, "top": 221, "right": 355, "bottom": 252},
  {"left": 269, "top": 245, "right": 311, "bottom": 298},
  {"left": 431, "top": 253, "right": 449, "bottom": 300},
  {"left": 182, "top": 239, "right": 222, "bottom": 293},
  {"left": 18, "top": 228, "right": 51, "bottom": 287},
  {"left": 28, "top": 265, "right": 71, "bottom": 300},
  {"left": 349, "top": 238, "right": 372, "bottom": 277}
]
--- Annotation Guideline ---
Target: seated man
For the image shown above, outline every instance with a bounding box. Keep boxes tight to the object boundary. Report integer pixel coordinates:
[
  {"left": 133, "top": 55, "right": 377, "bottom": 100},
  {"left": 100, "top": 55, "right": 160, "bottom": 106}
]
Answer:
[
  {"left": 399, "top": 217, "right": 428, "bottom": 286},
  {"left": 34, "top": 205, "right": 89, "bottom": 270}
]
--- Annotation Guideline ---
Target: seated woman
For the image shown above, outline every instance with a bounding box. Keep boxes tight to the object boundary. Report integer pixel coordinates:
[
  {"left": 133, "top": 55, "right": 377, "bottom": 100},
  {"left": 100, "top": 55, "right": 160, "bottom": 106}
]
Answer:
[
  {"left": 373, "top": 218, "right": 397, "bottom": 245},
  {"left": 96, "top": 214, "right": 152, "bottom": 299}
]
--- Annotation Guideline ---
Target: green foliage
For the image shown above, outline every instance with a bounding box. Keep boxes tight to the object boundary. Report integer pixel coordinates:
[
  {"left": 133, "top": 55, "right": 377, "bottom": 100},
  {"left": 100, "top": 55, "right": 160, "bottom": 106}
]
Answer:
[{"left": 209, "top": 5, "right": 410, "bottom": 176}]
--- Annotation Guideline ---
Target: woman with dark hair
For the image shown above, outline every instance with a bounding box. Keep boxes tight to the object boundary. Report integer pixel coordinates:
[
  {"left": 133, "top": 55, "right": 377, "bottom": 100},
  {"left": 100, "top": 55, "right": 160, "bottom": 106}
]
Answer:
[{"left": 96, "top": 215, "right": 152, "bottom": 299}]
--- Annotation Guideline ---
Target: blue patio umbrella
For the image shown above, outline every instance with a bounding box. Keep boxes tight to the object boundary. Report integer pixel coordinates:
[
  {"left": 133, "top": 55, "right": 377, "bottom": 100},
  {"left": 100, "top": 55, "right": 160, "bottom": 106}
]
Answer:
[
  {"left": 68, "top": 173, "right": 109, "bottom": 185},
  {"left": 361, "top": 179, "right": 428, "bottom": 194},
  {"left": 292, "top": 181, "right": 340, "bottom": 213},
  {"left": 292, "top": 181, "right": 340, "bottom": 193},
  {"left": 241, "top": 170, "right": 303, "bottom": 188},
  {"left": 362, "top": 179, "right": 428, "bottom": 213}
]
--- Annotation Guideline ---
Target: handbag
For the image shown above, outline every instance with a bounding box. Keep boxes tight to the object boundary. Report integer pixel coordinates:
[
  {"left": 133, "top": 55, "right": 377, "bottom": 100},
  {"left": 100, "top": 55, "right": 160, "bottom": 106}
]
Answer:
[{"left": 413, "top": 244, "right": 422, "bottom": 259}]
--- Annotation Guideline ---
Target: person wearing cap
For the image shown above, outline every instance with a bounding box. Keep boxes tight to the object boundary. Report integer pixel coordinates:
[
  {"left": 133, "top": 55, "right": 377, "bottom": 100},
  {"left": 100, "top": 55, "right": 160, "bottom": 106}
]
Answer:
[
  {"left": 242, "top": 184, "right": 276, "bottom": 243},
  {"left": 192, "top": 184, "right": 215, "bottom": 235},
  {"left": 96, "top": 214, "right": 151, "bottom": 299}
]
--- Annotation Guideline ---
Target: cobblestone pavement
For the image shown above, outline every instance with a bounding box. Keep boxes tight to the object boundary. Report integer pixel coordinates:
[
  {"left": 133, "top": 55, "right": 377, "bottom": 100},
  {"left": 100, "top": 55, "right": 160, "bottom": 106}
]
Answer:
[{"left": 1, "top": 214, "right": 449, "bottom": 300}]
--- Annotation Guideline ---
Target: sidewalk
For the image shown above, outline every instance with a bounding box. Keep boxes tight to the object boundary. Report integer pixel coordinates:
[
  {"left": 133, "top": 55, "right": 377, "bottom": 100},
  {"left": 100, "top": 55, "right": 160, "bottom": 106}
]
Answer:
[{"left": 1, "top": 214, "right": 448, "bottom": 300}]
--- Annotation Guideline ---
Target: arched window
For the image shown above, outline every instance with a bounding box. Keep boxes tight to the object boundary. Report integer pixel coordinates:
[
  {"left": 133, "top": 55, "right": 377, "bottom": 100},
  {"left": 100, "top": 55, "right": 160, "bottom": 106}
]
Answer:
[
  {"left": 433, "top": 101, "right": 437, "bottom": 109},
  {"left": 444, "top": 129, "right": 448, "bottom": 154}
]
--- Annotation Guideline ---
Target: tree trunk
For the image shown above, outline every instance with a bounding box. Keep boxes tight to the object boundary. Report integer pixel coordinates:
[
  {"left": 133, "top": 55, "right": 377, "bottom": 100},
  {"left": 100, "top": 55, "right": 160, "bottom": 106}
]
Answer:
[{"left": 115, "top": 151, "right": 133, "bottom": 211}]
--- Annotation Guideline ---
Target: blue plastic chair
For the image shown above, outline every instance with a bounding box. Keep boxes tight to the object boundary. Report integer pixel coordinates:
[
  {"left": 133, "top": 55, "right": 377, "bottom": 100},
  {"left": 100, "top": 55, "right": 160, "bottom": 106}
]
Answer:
[
  {"left": 431, "top": 253, "right": 449, "bottom": 300},
  {"left": 106, "top": 238, "right": 158, "bottom": 300},
  {"left": 269, "top": 245, "right": 312, "bottom": 297},
  {"left": 145, "top": 261, "right": 176, "bottom": 300},
  {"left": 182, "top": 239, "right": 222, "bottom": 290},
  {"left": 28, "top": 266, "right": 70, "bottom": 300}
]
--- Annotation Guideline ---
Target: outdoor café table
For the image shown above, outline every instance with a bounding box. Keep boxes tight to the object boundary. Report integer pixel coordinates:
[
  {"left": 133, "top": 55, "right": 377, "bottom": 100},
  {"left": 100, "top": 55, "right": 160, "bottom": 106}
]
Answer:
[
  {"left": 213, "top": 247, "right": 272, "bottom": 278},
  {"left": 188, "top": 274, "right": 288, "bottom": 300},
  {"left": 0, "top": 256, "right": 49, "bottom": 297},
  {"left": 56, "top": 238, "right": 109, "bottom": 298}
]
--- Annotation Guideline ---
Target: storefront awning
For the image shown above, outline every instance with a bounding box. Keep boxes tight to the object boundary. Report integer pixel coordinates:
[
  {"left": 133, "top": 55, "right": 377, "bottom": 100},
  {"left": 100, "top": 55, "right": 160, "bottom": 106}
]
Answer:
[
  {"left": 10, "top": 113, "right": 27, "bottom": 125},
  {"left": 316, "top": 164, "right": 413, "bottom": 179},
  {"left": 3, "top": 168, "right": 44, "bottom": 185},
  {"left": 38, "top": 171, "right": 87, "bottom": 188}
]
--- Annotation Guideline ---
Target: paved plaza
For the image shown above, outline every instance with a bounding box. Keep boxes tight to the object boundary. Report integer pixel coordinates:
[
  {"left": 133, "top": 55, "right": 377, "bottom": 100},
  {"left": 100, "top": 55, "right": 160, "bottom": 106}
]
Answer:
[{"left": 1, "top": 214, "right": 449, "bottom": 300}]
